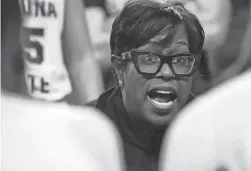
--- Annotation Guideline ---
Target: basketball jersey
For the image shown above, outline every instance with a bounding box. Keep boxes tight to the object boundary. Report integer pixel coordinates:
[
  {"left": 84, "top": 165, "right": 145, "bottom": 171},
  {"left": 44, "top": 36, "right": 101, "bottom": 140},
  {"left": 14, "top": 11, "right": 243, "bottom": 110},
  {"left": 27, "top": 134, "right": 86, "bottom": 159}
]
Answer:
[{"left": 19, "top": 0, "right": 72, "bottom": 101}]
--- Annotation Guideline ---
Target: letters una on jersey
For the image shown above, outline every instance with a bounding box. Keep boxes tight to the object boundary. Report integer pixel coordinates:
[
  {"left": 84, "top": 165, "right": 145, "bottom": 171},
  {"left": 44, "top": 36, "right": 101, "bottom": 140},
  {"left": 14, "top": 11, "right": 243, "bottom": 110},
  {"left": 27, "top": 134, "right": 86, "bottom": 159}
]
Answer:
[{"left": 19, "top": 0, "right": 72, "bottom": 101}]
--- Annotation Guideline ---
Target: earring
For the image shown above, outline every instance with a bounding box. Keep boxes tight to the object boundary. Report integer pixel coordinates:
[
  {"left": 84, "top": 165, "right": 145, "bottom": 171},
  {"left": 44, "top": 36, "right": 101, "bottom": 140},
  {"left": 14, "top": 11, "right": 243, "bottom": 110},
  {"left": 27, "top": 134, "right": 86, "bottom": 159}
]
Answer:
[{"left": 118, "top": 80, "right": 124, "bottom": 88}]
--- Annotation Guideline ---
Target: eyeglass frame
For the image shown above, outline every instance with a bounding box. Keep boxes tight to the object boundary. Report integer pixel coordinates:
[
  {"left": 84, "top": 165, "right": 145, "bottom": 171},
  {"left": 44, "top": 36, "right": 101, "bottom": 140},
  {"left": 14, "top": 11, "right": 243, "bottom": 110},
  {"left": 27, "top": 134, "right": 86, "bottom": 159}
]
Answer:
[{"left": 112, "top": 50, "right": 201, "bottom": 78}]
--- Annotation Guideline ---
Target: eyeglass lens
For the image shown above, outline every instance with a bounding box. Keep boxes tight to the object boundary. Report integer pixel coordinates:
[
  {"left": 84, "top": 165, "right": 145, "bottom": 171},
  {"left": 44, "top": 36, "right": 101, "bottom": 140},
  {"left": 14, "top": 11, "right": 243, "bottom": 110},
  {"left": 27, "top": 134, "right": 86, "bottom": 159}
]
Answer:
[{"left": 136, "top": 53, "right": 195, "bottom": 75}]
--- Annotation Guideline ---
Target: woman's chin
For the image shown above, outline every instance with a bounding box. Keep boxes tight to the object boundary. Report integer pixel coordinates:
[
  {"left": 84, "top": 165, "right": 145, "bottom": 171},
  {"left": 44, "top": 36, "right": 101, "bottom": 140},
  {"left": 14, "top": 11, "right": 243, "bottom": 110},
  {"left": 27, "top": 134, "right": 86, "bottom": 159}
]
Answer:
[{"left": 143, "top": 99, "right": 179, "bottom": 127}]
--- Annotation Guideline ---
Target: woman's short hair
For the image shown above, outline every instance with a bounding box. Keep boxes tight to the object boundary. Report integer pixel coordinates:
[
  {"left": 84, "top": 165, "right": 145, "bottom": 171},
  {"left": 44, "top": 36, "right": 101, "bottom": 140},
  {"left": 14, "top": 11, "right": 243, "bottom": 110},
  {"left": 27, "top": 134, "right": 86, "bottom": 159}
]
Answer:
[{"left": 110, "top": 0, "right": 205, "bottom": 56}]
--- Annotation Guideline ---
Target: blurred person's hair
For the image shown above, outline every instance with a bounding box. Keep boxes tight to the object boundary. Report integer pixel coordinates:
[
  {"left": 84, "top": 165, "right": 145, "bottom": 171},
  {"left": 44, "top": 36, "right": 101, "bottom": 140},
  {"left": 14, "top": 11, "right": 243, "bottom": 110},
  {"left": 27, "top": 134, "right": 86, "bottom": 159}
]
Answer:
[{"left": 110, "top": 0, "right": 205, "bottom": 56}]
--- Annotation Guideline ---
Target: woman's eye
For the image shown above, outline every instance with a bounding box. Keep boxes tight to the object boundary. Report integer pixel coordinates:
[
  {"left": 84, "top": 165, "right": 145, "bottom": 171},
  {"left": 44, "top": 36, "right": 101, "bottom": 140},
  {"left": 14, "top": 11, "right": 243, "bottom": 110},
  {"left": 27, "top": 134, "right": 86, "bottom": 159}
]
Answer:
[
  {"left": 177, "top": 58, "right": 184, "bottom": 63},
  {"left": 144, "top": 56, "right": 158, "bottom": 62},
  {"left": 173, "top": 57, "right": 187, "bottom": 65}
]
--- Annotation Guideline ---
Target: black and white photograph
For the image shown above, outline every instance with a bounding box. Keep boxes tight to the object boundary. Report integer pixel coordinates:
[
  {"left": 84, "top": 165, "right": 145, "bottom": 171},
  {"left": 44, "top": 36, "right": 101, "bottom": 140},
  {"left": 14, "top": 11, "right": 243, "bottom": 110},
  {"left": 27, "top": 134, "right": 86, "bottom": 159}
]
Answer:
[{"left": 1, "top": 0, "right": 251, "bottom": 171}]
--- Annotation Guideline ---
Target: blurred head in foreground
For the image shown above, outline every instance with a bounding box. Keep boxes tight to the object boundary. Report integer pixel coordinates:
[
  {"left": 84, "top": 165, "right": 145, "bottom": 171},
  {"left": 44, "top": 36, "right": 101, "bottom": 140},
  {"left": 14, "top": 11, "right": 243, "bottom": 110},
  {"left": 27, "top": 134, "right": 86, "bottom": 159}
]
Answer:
[
  {"left": 2, "top": 93, "right": 124, "bottom": 171},
  {"left": 159, "top": 70, "right": 251, "bottom": 171},
  {"left": 110, "top": 0, "right": 205, "bottom": 129}
]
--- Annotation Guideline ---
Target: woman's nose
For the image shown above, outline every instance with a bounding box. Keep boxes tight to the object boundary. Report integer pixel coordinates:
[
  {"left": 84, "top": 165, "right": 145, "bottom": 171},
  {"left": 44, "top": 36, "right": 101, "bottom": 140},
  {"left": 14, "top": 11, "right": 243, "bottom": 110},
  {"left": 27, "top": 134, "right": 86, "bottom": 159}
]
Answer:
[{"left": 156, "top": 63, "right": 175, "bottom": 80}]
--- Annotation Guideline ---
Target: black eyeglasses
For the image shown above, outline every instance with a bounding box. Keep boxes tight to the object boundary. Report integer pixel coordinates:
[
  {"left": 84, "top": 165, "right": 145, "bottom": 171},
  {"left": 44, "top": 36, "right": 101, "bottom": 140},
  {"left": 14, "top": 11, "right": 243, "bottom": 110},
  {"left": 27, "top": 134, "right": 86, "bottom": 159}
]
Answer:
[{"left": 113, "top": 51, "right": 199, "bottom": 77}]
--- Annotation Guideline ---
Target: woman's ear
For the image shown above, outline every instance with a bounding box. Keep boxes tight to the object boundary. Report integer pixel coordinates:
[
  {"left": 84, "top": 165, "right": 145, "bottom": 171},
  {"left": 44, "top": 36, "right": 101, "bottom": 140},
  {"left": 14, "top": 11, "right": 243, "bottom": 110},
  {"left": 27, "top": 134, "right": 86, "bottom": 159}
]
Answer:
[
  {"left": 111, "top": 54, "right": 127, "bottom": 72},
  {"left": 111, "top": 54, "right": 125, "bottom": 83}
]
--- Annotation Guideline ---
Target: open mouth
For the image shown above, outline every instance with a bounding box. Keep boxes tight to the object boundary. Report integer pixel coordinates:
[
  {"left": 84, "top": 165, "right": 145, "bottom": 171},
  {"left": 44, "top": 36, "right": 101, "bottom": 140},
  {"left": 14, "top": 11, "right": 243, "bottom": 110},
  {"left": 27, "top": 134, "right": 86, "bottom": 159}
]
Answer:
[{"left": 147, "top": 89, "right": 178, "bottom": 110}]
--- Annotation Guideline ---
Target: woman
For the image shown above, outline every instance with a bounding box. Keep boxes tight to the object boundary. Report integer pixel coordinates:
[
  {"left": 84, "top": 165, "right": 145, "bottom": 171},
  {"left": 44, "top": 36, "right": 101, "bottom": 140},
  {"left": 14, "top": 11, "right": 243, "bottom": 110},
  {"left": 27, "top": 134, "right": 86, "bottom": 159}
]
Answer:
[{"left": 87, "top": 0, "right": 206, "bottom": 171}]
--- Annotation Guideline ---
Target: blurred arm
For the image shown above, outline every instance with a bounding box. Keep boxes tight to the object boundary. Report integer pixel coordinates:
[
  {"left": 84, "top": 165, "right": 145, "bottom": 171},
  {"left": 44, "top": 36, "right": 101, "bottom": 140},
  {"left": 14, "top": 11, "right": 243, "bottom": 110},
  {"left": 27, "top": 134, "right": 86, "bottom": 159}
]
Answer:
[
  {"left": 168, "top": 0, "right": 232, "bottom": 50},
  {"left": 85, "top": 7, "right": 110, "bottom": 45},
  {"left": 185, "top": 0, "right": 232, "bottom": 50},
  {"left": 85, "top": 5, "right": 112, "bottom": 71},
  {"left": 62, "top": 0, "right": 104, "bottom": 104}
]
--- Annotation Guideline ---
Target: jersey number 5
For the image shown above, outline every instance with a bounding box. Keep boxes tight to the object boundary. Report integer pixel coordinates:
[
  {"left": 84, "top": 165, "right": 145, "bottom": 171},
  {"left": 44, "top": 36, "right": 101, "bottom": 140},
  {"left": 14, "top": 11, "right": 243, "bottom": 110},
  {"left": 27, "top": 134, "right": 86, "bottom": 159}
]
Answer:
[{"left": 22, "top": 27, "right": 44, "bottom": 64}]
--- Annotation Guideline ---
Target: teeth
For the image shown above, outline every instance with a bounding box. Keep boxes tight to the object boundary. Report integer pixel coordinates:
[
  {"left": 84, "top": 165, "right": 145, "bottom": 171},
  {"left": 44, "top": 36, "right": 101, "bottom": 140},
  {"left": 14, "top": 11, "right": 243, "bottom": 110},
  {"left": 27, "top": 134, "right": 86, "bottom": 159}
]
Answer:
[
  {"left": 155, "top": 90, "right": 173, "bottom": 94},
  {"left": 148, "top": 96, "right": 176, "bottom": 110},
  {"left": 149, "top": 98, "right": 175, "bottom": 110}
]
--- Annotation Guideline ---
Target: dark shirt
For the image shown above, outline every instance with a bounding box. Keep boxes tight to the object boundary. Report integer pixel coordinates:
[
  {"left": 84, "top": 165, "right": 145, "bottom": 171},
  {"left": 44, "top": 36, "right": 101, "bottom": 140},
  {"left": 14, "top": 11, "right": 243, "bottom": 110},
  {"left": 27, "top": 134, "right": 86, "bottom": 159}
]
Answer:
[{"left": 86, "top": 86, "right": 194, "bottom": 171}]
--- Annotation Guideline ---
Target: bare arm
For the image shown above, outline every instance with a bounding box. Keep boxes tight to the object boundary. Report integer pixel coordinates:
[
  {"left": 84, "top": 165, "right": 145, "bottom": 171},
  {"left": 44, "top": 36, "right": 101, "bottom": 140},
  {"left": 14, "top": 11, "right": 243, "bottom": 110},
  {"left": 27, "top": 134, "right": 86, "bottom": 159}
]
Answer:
[{"left": 62, "top": 0, "right": 104, "bottom": 104}]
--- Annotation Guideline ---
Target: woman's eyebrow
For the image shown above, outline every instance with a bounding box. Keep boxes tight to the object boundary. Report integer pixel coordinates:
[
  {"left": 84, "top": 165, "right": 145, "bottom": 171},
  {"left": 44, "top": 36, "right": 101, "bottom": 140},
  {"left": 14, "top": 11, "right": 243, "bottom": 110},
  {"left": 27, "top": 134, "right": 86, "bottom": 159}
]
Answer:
[
  {"left": 164, "top": 42, "right": 189, "bottom": 55},
  {"left": 174, "top": 40, "right": 188, "bottom": 46}
]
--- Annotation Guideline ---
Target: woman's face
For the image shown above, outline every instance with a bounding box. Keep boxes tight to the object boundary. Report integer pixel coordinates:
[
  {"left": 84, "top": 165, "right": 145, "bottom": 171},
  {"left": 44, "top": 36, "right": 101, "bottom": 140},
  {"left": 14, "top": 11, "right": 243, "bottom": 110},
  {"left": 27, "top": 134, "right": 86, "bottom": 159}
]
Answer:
[{"left": 119, "top": 23, "right": 196, "bottom": 128}]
